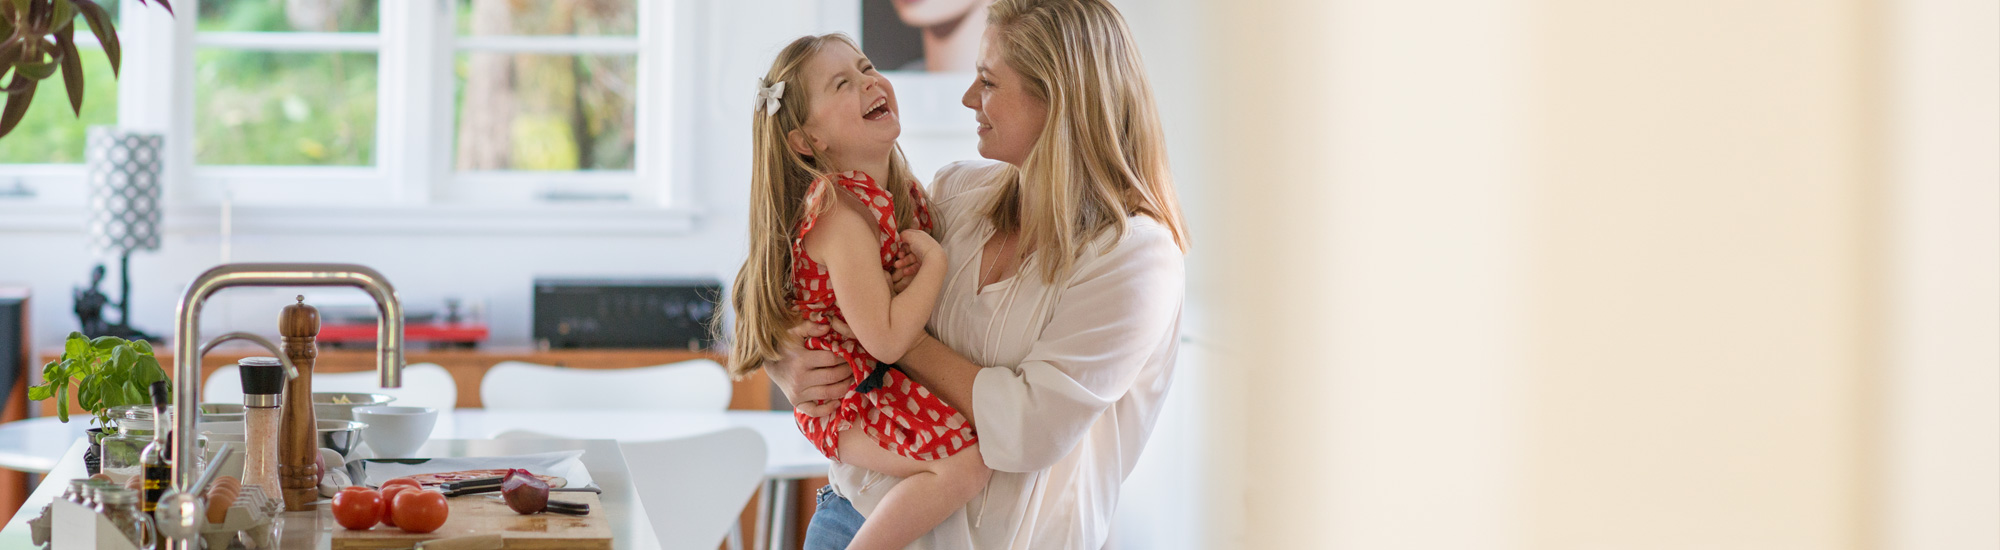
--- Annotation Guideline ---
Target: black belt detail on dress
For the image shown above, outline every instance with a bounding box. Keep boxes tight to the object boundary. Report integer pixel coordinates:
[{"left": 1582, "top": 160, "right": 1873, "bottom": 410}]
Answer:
[{"left": 854, "top": 362, "right": 904, "bottom": 394}]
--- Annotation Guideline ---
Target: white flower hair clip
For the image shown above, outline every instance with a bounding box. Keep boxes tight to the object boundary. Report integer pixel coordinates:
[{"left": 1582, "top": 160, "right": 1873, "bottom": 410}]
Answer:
[{"left": 757, "top": 79, "right": 786, "bottom": 116}]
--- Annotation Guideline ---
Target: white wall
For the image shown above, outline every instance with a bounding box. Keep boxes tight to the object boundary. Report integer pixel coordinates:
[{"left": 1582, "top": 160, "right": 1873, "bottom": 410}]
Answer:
[{"left": 1882, "top": 0, "right": 2000, "bottom": 548}]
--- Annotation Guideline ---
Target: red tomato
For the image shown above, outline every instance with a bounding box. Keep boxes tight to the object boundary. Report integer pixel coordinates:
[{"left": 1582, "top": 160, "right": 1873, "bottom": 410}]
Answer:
[
  {"left": 379, "top": 478, "right": 422, "bottom": 491},
  {"left": 378, "top": 485, "right": 414, "bottom": 528},
  {"left": 330, "top": 487, "right": 381, "bottom": 530},
  {"left": 393, "top": 489, "right": 449, "bottom": 534}
]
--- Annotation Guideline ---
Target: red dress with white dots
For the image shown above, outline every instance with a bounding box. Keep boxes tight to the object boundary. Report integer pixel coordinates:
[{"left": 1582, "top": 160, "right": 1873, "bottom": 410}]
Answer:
[{"left": 791, "top": 171, "right": 976, "bottom": 462}]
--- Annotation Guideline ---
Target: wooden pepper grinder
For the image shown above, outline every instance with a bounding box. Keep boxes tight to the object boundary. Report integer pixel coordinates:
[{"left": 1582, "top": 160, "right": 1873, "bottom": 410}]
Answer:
[{"left": 279, "top": 295, "right": 321, "bottom": 510}]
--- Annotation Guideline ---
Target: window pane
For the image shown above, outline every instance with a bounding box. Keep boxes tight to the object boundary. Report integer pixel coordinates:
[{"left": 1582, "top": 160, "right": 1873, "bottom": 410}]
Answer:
[
  {"left": 196, "top": 50, "right": 377, "bottom": 166},
  {"left": 456, "top": 0, "right": 636, "bottom": 36},
  {"left": 0, "top": 46, "right": 119, "bottom": 164},
  {"left": 454, "top": 53, "right": 635, "bottom": 171},
  {"left": 199, "top": 0, "right": 379, "bottom": 33}
]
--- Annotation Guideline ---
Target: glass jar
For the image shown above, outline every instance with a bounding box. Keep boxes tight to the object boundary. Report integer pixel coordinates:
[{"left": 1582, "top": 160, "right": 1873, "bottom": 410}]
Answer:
[
  {"left": 98, "top": 405, "right": 164, "bottom": 482},
  {"left": 100, "top": 406, "right": 203, "bottom": 483},
  {"left": 95, "top": 487, "right": 156, "bottom": 550}
]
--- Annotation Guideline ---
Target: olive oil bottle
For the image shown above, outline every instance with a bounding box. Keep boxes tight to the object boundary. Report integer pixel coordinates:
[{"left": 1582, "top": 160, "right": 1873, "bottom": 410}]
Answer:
[{"left": 139, "top": 381, "right": 171, "bottom": 513}]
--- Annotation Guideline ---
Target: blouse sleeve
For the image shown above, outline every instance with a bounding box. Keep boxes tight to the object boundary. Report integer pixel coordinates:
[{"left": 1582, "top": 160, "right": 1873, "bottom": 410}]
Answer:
[{"left": 970, "top": 220, "right": 1186, "bottom": 472}]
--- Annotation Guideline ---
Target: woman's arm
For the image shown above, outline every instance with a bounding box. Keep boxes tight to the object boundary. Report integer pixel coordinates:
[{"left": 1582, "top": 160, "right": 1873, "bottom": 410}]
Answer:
[
  {"left": 805, "top": 206, "right": 949, "bottom": 364},
  {"left": 894, "top": 224, "right": 1186, "bottom": 473}
]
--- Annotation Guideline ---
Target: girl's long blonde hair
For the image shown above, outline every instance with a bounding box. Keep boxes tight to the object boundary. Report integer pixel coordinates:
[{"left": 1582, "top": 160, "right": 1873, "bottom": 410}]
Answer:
[
  {"left": 986, "top": 0, "right": 1189, "bottom": 283},
  {"left": 723, "top": 33, "right": 924, "bottom": 378}
]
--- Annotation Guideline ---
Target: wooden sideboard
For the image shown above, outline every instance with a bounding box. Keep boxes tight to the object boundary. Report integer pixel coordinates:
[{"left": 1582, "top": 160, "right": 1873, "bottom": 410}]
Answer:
[{"left": 32, "top": 347, "right": 769, "bottom": 415}]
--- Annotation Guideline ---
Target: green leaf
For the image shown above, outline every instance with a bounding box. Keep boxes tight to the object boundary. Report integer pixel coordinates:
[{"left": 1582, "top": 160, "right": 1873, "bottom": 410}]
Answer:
[
  {"left": 131, "top": 339, "right": 153, "bottom": 356},
  {"left": 0, "top": 78, "right": 33, "bottom": 137},
  {"left": 71, "top": 0, "right": 117, "bottom": 76},
  {"left": 90, "top": 335, "right": 122, "bottom": 351},
  {"left": 55, "top": 25, "right": 82, "bottom": 116},
  {"left": 134, "top": 356, "right": 164, "bottom": 387},
  {"left": 27, "top": 385, "right": 50, "bottom": 401},
  {"left": 49, "top": 0, "right": 74, "bottom": 32},
  {"left": 55, "top": 386, "right": 69, "bottom": 423},
  {"left": 40, "top": 359, "right": 64, "bottom": 385},
  {"left": 64, "top": 332, "right": 86, "bottom": 359}
]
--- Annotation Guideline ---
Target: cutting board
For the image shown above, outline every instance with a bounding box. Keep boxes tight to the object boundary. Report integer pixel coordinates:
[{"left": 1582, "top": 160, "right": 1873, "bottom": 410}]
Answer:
[{"left": 330, "top": 492, "right": 611, "bottom": 550}]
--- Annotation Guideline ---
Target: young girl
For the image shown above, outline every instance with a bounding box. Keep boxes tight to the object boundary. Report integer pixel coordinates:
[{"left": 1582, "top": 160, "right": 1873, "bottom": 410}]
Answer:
[{"left": 726, "top": 34, "right": 989, "bottom": 550}]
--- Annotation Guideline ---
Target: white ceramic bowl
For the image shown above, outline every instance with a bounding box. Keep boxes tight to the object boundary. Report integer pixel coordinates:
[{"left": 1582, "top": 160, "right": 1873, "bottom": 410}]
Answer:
[{"left": 351, "top": 406, "right": 438, "bottom": 459}]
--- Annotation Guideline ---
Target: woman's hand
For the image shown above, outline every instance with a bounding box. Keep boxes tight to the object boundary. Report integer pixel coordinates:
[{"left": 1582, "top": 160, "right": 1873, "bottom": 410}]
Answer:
[
  {"left": 887, "top": 244, "right": 921, "bottom": 295},
  {"left": 901, "top": 229, "right": 945, "bottom": 262},
  {"left": 767, "top": 321, "right": 854, "bottom": 418}
]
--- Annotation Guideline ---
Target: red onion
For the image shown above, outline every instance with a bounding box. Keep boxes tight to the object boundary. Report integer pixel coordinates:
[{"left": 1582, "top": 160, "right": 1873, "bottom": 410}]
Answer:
[{"left": 501, "top": 468, "right": 549, "bottom": 514}]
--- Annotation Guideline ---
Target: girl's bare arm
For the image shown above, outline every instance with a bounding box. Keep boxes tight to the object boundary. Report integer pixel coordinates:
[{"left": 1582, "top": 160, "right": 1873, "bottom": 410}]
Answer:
[{"left": 804, "top": 206, "right": 948, "bottom": 363}]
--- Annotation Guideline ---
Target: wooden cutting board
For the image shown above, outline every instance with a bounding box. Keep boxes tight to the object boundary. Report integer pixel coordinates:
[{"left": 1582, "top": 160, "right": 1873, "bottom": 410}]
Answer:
[{"left": 330, "top": 492, "right": 611, "bottom": 550}]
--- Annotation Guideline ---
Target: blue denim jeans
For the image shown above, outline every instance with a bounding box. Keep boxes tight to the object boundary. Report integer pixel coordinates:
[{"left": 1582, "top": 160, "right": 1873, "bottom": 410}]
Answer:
[{"left": 804, "top": 484, "right": 865, "bottom": 550}]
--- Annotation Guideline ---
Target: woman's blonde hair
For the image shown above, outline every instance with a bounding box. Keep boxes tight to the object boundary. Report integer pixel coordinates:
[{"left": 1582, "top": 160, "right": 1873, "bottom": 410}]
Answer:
[
  {"left": 722, "top": 33, "right": 924, "bottom": 378},
  {"left": 985, "top": 0, "right": 1189, "bottom": 283}
]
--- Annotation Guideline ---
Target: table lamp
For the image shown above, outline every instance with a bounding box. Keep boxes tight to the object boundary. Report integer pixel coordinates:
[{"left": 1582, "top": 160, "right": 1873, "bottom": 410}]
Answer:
[{"left": 79, "top": 126, "right": 163, "bottom": 342}]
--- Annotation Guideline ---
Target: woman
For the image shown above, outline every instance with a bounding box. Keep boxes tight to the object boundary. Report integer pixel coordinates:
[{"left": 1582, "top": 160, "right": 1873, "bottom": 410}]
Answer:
[{"left": 766, "top": 0, "right": 1189, "bottom": 547}]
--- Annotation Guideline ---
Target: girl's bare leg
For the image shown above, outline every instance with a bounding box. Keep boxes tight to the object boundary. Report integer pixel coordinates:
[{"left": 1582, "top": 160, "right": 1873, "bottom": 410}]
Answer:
[{"left": 834, "top": 427, "right": 991, "bottom": 550}]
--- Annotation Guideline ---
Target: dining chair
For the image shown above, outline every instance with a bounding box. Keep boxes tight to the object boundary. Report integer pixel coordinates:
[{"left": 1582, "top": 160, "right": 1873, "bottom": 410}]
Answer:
[
  {"left": 497, "top": 427, "right": 767, "bottom": 550},
  {"left": 202, "top": 362, "right": 460, "bottom": 410},
  {"left": 479, "top": 359, "right": 732, "bottom": 411}
]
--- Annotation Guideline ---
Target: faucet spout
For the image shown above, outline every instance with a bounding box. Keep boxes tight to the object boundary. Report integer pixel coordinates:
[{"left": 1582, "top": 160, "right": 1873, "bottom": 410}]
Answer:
[
  {"left": 167, "top": 263, "right": 404, "bottom": 497},
  {"left": 197, "top": 332, "right": 296, "bottom": 379}
]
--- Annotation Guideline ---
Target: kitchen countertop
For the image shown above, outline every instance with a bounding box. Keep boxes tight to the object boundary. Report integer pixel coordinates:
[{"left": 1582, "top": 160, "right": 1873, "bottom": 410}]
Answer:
[{"left": 0, "top": 438, "right": 660, "bottom": 550}]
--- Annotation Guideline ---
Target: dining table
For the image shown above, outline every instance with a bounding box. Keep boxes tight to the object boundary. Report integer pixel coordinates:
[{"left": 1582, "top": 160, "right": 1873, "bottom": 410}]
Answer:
[{"left": 0, "top": 409, "right": 830, "bottom": 550}]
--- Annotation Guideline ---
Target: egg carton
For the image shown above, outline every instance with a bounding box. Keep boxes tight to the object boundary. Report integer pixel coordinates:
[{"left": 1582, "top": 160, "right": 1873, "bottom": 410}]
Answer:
[{"left": 200, "top": 484, "right": 282, "bottom": 549}]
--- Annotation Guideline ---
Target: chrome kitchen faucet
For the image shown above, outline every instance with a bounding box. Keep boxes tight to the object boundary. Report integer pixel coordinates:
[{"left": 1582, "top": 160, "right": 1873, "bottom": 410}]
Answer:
[{"left": 158, "top": 264, "right": 404, "bottom": 547}]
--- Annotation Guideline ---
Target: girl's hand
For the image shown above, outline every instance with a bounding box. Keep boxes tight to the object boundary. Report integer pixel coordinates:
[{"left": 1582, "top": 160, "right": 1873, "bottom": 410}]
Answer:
[
  {"left": 766, "top": 321, "right": 853, "bottom": 418},
  {"left": 901, "top": 229, "right": 944, "bottom": 261},
  {"left": 887, "top": 244, "right": 921, "bottom": 294}
]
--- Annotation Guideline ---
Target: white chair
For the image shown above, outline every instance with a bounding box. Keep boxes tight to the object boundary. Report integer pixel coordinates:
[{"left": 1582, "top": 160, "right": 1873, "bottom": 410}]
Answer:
[
  {"left": 203, "top": 362, "right": 460, "bottom": 411},
  {"left": 479, "top": 359, "right": 732, "bottom": 411},
  {"left": 498, "top": 427, "right": 766, "bottom": 550}
]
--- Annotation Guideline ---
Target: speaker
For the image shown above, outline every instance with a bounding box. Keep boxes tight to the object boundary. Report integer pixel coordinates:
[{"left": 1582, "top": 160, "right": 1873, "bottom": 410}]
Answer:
[
  {"left": 0, "top": 288, "right": 26, "bottom": 415},
  {"left": 533, "top": 278, "right": 722, "bottom": 350}
]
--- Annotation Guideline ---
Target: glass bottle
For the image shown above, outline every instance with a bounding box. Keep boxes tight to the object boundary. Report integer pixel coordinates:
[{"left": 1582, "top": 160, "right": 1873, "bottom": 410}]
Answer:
[
  {"left": 96, "top": 487, "right": 156, "bottom": 550},
  {"left": 139, "top": 381, "right": 171, "bottom": 513}
]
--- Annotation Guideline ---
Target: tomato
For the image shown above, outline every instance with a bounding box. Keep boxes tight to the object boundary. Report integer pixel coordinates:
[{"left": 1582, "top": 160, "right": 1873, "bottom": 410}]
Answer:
[
  {"left": 330, "top": 487, "right": 381, "bottom": 530},
  {"left": 378, "top": 485, "right": 414, "bottom": 528},
  {"left": 392, "top": 489, "right": 449, "bottom": 534},
  {"left": 379, "top": 478, "right": 422, "bottom": 491}
]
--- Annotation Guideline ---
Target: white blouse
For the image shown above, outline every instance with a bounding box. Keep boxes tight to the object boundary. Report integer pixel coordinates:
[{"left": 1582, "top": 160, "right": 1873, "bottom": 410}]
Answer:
[{"left": 826, "top": 160, "right": 1187, "bottom": 549}]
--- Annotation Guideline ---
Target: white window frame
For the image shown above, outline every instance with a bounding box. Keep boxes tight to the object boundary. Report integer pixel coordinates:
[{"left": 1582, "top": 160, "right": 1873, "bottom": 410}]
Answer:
[{"left": 0, "top": 0, "right": 693, "bottom": 235}]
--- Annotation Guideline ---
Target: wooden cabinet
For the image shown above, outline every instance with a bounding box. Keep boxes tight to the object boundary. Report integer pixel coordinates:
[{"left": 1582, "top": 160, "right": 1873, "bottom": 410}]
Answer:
[{"left": 32, "top": 347, "right": 770, "bottom": 415}]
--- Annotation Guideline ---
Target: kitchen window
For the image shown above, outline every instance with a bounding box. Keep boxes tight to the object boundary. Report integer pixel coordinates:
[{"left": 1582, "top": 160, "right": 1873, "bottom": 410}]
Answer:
[{"left": 0, "top": 0, "right": 682, "bottom": 233}]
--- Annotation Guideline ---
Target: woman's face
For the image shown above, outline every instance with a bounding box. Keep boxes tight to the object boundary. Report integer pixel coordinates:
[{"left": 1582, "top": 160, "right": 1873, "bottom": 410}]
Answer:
[
  {"left": 962, "top": 29, "right": 1046, "bottom": 166},
  {"left": 893, "top": 0, "right": 984, "bottom": 29},
  {"left": 793, "top": 42, "right": 901, "bottom": 161}
]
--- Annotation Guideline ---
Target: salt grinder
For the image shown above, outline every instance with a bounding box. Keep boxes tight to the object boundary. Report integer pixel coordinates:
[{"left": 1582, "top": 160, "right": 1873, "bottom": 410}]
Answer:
[
  {"left": 237, "top": 357, "right": 286, "bottom": 497},
  {"left": 279, "top": 296, "right": 321, "bottom": 510}
]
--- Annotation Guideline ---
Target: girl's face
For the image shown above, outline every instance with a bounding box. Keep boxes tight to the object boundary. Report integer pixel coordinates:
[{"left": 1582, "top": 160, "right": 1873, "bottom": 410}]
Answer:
[
  {"left": 963, "top": 29, "right": 1047, "bottom": 166},
  {"left": 893, "top": 0, "right": 984, "bottom": 28},
  {"left": 792, "top": 42, "right": 901, "bottom": 163}
]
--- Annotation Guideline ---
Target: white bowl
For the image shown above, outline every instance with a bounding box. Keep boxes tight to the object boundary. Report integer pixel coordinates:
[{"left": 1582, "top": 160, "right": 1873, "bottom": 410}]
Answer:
[{"left": 352, "top": 406, "right": 438, "bottom": 459}]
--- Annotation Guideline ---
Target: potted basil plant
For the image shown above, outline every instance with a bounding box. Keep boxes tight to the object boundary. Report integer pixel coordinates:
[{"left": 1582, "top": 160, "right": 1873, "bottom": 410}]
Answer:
[{"left": 28, "top": 332, "right": 169, "bottom": 474}]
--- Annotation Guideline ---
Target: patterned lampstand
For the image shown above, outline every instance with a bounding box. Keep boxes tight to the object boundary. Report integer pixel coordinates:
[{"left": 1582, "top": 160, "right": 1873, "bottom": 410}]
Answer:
[{"left": 82, "top": 126, "right": 163, "bottom": 342}]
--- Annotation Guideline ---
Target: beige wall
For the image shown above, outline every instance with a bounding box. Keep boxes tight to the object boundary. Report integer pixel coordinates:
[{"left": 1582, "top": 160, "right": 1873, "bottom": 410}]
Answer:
[
  {"left": 1191, "top": 0, "right": 1994, "bottom": 547},
  {"left": 1524, "top": 0, "right": 1876, "bottom": 548}
]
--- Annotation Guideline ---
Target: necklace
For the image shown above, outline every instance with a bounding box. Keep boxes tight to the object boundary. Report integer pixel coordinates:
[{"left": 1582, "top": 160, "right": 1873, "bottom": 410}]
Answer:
[{"left": 982, "top": 231, "right": 1017, "bottom": 289}]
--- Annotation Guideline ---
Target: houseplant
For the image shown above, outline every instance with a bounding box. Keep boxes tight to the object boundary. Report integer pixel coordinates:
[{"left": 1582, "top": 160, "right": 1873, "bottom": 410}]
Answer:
[
  {"left": 0, "top": 0, "right": 174, "bottom": 139},
  {"left": 28, "top": 331, "right": 170, "bottom": 473}
]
